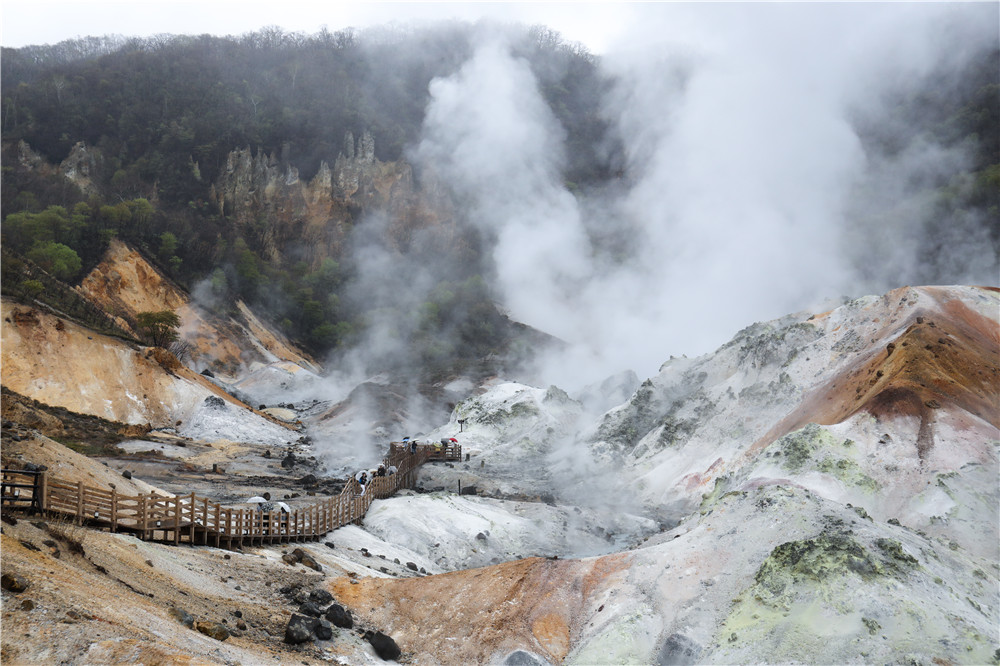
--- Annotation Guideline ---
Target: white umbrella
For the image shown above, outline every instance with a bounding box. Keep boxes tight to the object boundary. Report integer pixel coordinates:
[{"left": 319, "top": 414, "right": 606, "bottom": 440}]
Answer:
[
  {"left": 246, "top": 496, "right": 268, "bottom": 504},
  {"left": 274, "top": 501, "right": 292, "bottom": 513}
]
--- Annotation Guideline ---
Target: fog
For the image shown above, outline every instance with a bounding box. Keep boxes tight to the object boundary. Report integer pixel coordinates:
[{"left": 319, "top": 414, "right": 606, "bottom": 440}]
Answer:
[{"left": 408, "top": 3, "right": 998, "bottom": 391}]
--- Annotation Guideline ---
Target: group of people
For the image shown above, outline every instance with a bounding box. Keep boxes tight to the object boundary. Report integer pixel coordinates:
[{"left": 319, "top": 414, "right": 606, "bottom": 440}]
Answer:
[
  {"left": 402, "top": 436, "right": 458, "bottom": 454},
  {"left": 354, "top": 462, "right": 397, "bottom": 496}
]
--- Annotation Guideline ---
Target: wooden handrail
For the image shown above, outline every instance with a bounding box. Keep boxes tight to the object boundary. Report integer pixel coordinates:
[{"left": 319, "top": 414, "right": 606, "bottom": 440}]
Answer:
[{"left": 0, "top": 444, "right": 460, "bottom": 549}]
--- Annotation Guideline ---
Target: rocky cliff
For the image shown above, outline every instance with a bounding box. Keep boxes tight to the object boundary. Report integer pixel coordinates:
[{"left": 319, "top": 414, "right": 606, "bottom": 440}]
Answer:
[
  {"left": 0, "top": 299, "right": 275, "bottom": 429},
  {"left": 209, "top": 131, "right": 448, "bottom": 267},
  {"left": 77, "top": 239, "right": 318, "bottom": 378}
]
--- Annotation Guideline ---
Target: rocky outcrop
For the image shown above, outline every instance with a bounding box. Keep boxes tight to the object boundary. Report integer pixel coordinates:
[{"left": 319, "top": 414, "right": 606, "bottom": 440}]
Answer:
[
  {"left": 76, "top": 239, "right": 318, "bottom": 377},
  {"left": 8, "top": 140, "right": 102, "bottom": 197},
  {"left": 77, "top": 239, "right": 187, "bottom": 330},
  {"left": 209, "top": 131, "right": 452, "bottom": 268},
  {"left": 0, "top": 299, "right": 294, "bottom": 432},
  {"left": 59, "top": 142, "right": 102, "bottom": 196}
]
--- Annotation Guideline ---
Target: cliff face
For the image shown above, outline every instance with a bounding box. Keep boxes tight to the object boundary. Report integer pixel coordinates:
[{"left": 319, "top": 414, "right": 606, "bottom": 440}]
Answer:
[
  {"left": 77, "top": 239, "right": 318, "bottom": 377},
  {"left": 209, "top": 131, "right": 454, "bottom": 267},
  {"left": 0, "top": 300, "right": 237, "bottom": 426}
]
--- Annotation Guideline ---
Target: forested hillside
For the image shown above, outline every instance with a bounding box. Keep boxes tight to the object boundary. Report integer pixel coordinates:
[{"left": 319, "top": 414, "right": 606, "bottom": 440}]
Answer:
[
  {"left": 1, "top": 24, "right": 604, "bottom": 372},
  {"left": 2, "top": 22, "right": 996, "bottom": 377}
]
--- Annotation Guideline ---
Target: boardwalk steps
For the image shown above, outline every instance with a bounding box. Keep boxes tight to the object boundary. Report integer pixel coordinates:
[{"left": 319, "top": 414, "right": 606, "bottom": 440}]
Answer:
[{"left": 1, "top": 442, "right": 461, "bottom": 549}]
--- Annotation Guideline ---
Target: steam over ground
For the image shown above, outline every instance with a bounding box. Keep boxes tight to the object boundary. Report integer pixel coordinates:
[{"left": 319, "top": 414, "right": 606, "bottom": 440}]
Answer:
[{"left": 401, "top": 3, "right": 998, "bottom": 390}]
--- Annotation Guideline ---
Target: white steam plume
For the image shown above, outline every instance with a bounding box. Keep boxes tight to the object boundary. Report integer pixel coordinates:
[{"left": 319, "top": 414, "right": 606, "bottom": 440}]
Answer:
[
  {"left": 412, "top": 6, "right": 998, "bottom": 392},
  {"left": 412, "top": 36, "right": 592, "bottom": 344}
]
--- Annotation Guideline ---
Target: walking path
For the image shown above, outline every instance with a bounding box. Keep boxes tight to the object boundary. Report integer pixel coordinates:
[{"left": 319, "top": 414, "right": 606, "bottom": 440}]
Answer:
[{"left": 0, "top": 442, "right": 461, "bottom": 549}]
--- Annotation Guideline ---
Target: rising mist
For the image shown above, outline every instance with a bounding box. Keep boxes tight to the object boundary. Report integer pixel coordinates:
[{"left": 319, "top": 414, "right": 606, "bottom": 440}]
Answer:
[{"left": 395, "top": 4, "right": 999, "bottom": 393}]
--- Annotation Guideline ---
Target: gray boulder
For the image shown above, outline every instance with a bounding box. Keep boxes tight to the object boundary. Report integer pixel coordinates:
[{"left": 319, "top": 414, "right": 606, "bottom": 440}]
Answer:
[{"left": 285, "top": 613, "right": 317, "bottom": 644}]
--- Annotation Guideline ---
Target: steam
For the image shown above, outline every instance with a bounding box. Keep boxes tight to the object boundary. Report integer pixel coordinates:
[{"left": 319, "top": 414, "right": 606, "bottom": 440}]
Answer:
[
  {"left": 412, "top": 36, "right": 591, "bottom": 342},
  {"left": 410, "top": 5, "right": 998, "bottom": 392}
]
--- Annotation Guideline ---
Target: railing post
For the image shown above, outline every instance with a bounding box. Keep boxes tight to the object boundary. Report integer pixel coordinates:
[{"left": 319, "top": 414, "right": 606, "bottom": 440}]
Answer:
[
  {"left": 110, "top": 488, "right": 117, "bottom": 532},
  {"left": 76, "top": 481, "right": 84, "bottom": 525},
  {"left": 173, "top": 496, "right": 181, "bottom": 544},
  {"left": 38, "top": 471, "right": 48, "bottom": 513},
  {"left": 188, "top": 492, "right": 196, "bottom": 544},
  {"left": 139, "top": 494, "right": 147, "bottom": 540},
  {"left": 30, "top": 472, "right": 40, "bottom": 513}
]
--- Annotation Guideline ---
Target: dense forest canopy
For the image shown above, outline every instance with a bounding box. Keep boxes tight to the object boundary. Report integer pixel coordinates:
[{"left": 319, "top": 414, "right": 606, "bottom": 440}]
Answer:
[{"left": 2, "top": 19, "right": 997, "bottom": 381}]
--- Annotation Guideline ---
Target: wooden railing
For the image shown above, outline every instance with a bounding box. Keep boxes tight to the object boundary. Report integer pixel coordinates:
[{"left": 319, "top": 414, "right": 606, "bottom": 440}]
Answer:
[{"left": 0, "top": 442, "right": 461, "bottom": 549}]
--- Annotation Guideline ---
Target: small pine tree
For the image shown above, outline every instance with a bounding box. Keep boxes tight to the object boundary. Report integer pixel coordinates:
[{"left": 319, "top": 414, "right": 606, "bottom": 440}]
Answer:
[{"left": 135, "top": 310, "right": 181, "bottom": 348}]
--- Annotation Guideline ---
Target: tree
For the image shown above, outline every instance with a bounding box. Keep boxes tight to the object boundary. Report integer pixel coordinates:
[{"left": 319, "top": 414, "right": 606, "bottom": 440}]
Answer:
[
  {"left": 158, "top": 230, "right": 178, "bottom": 259},
  {"left": 25, "top": 241, "right": 82, "bottom": 280},
  {"left": 136, "top": 310, "right": 181, "bottom": 348},
  {"left": 19, "top": 279, "right": 44, "bottom": 300}
]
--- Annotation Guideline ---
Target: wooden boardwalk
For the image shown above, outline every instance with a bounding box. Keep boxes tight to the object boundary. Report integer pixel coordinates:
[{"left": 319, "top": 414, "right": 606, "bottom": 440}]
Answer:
[{"left": 0, "top": 442, "right": 461, "bottom": 549}]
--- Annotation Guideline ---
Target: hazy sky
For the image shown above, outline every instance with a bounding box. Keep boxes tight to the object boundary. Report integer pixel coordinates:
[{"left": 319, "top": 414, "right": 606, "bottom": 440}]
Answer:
[{"left": 1, "top": 1, "right": 633, "bottom": 51}]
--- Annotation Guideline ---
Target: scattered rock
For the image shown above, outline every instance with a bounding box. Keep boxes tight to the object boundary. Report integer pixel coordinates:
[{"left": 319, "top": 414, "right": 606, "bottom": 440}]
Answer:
[
  {"left": 364, "top": 630, "right": 401, "bottom": 661},
  {"left": 285, "top": 613, "right": 317, "bottom": 644},
  {"left": 300, "top": 554, "right": 322, "bottom": 572},
  {"left": 503, "top": 650, "right": 551, "bottom": 666},
  {"left": 281, "top": 453, "right": 296, "bottom": 469},
  {"left": 20, "top": 599, "right": 36, "bottom": 611},
  {"left": 314, "top": 618, "right": 333, "bottom": 640},
  {"left": 656, "top": 633, "right": 702, "bottom": 666},
  {"left": 282, "top": 551, "right": 302, "bottom": 566},
  {"left": 298, "top": 601, "right": 323, "bottom": 617},
  {"left": 195, "top": 620, "right": 231, "bottom": 641},
  {"left": 405, "top": 562, "right": 418, "bottom": 571},
  {"left": 203, "top": 395, "right": 227, "bottom": 410},
  {"left": 1, "top": 573, "right": 29, "bottom": 593},
  {"left": 169, "top": 607, "right": 194, "bottom": 628},
  {"left": 309, "top": 589, "right": 333, "bottom": 605},
  {"left": 236, "top": 619, "right": 247, "bottom": 631},
  {"left": 325, "top": 541, "right": 335, "bottom": 549},
  {"left": 122, "top": 470, "right": 132, "bottom": 479},
  {"left": 325, "top": 603, "right": 353, "bottom": 629},
  {"left": 298, "top": 473, "right": 317, "bottom": 486}
]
